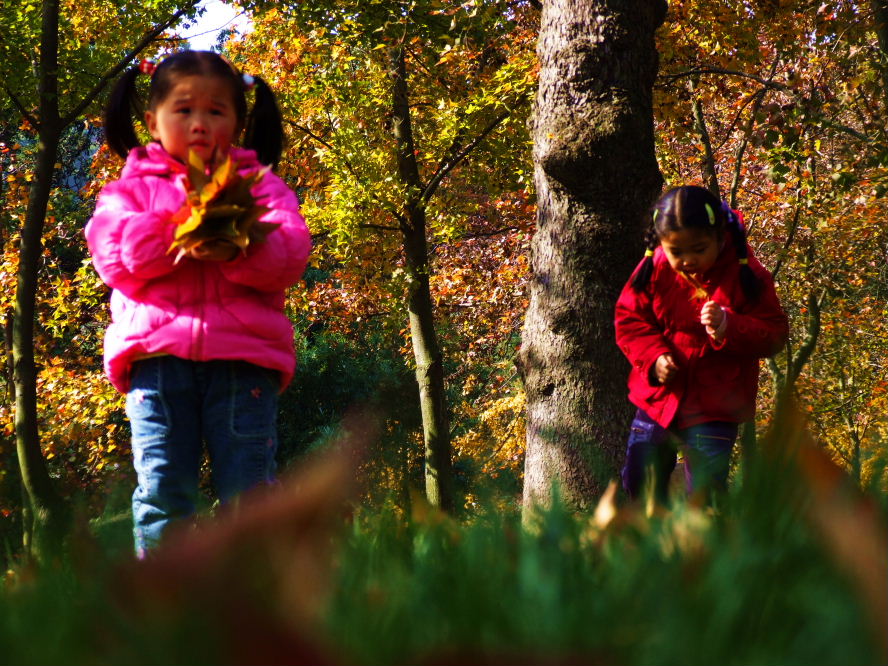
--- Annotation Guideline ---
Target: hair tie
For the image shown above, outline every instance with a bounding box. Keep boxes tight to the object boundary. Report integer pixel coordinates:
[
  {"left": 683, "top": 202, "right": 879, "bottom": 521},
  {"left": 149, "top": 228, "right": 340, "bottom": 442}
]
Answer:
[
  {"left": 644, "top": 249, "right": 654, "bottom": 257},
  {"left": 242, "top": 73, "right": 256, "bottom": 90},
  {"left": 721, "top": 200, "right": 748, "bottom": 233},
  {"left": 139, "top": 59, "right": 156, "bottom": 76},
  {"left": 720, "top": 200, "right": 735, "bottom": 225},
  {"left": 704, "top": 203, "right": 716, "bottom": 226}
]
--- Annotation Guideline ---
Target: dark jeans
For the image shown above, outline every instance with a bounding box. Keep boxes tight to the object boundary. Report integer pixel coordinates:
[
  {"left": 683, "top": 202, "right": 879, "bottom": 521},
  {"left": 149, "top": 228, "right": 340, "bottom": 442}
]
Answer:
[
  {"left": 126, "top": 356, "right": 280, "bottom": 556},
  {"left": 621, "top": 409, "right": 738, "bottom": 503}
]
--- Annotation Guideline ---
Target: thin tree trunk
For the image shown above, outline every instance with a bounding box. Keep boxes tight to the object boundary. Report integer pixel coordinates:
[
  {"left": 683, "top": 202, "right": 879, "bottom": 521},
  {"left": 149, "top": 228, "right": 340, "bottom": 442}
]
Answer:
[
  {"left": 0, "top": 314, "right": 21, "bottom": 569},
  {"left": 388, "top": 45, "right": 453, "bottom": 511},
  {"left": 520, "top": 0, "right": 666, "bottom": 513},
  {"left": 689, "top": 78, "right": 721, "bottom": 198},
  {"left": 13, "top": 0, "right": 68, "bottom": 559},
  {"left": 17, "top": 134, "right": 67, "bottom": 555},
  {"left": 851, "top": 430, "right": 862, "bottom": 485},
  {"left": 768, "top": 288, "right": 823, "bottom": 412}
]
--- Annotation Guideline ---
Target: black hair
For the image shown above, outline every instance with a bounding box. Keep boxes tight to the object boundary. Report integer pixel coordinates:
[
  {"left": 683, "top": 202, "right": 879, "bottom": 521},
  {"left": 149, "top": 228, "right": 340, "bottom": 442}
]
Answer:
[
  {"left": 631, "top": 185, "right": 760, "bottom": 300},
  {"left": 103, "top": 50, "right": 285, "bottom": 167}
]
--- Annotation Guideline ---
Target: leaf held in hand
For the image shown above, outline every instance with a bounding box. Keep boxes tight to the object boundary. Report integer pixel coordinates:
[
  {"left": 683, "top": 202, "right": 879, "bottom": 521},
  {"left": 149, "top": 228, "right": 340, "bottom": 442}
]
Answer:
[{"left": 168, "top": 150, "right": 276, "bottom": 262}]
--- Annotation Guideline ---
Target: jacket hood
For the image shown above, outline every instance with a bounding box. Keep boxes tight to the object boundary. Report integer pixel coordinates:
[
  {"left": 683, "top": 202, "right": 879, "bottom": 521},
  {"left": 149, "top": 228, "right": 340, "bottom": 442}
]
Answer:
[{"left": 120, "top": 142, "right": 263, "bottom": 180}]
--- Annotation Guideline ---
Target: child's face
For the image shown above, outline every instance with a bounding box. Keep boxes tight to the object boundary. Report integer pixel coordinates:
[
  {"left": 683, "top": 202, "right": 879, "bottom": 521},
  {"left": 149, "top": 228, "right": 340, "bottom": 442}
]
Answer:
[
  {"left": 145, "top": 75, "right": 241, "bottom": 165},
  {"left": 659, "top": 228, "right": 721, "bottom": 275}
]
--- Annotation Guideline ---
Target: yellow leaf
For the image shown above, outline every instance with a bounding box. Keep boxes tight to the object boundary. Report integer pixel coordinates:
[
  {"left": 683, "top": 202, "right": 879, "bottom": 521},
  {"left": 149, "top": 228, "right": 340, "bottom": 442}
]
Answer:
[
  {"left": 173, "top": 209, "right": 206, "bottom": 241},
  {"left": 187, "top": 150, "right": 209, "bottom": 190},
  {"left": 201, "top": 155, "right": 235, "bottom": 205}
]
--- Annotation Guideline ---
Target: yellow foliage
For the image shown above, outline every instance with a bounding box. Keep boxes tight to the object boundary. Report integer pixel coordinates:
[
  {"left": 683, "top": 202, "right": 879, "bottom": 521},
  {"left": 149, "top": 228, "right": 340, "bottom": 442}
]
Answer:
[{"left": 454, "top": 388, "right": 526, "bottom": 484}]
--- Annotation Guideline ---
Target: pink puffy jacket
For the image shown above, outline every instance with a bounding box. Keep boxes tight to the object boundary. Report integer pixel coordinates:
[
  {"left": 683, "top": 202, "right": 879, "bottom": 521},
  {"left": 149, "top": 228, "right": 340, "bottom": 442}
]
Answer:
[{"left": 85, "top": 143, "right": 312, "bottom": 393}]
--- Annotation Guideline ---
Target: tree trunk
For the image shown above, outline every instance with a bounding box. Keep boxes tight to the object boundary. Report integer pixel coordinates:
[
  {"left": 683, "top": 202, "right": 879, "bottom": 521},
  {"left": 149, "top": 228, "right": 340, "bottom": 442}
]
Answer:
[
  {"left": 689, "top": 78, "right": 721, "bottom": 198},
  {"left": 0, "top": 315, "right": 21, "bottom": 569},
  {"left": 388, "top": 46, "right": 453, "bottom": 511},
  {"left": 12, "top": 0, "right": 69, "bottom": 560},
  {"left": 17, "top": 136, "right": 68, "bottom": 554},
  {"left": 520, "top": 0, "right": 666, "bottom": 512},
  {"left": 17, "top": 134, "right": 68, "bottom": 557}
]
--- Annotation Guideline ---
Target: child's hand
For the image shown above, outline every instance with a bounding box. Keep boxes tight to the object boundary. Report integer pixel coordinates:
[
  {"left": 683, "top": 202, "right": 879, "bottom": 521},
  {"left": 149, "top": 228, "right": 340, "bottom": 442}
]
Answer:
[
  {"left": 701, "top": 300, "right": 726, "bottom": 340},
  {"left": 655, "top": 353, "right": 679, "bottom": 385},
  {"left": 188, "top": 239, "right": 239, "bottom": 262}
]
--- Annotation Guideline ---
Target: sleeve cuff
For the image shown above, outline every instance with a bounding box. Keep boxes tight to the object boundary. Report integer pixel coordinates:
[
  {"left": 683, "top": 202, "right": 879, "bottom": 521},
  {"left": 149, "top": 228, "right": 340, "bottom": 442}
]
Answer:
[{"left": 715, "top": 310, "right": 728, "bottom": 337}]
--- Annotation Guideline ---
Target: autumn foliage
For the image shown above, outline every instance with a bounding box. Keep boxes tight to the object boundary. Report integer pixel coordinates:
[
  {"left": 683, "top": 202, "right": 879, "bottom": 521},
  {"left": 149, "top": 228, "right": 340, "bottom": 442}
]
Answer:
[{"left": 0, "top": 0, "right": 885, "bottom": 540}]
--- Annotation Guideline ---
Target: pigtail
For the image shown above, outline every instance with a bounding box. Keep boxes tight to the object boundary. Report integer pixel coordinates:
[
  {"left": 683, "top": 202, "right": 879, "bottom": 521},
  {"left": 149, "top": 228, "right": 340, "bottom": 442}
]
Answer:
[
  {"left": 722, "top": 202, "right": 761, "bottom": 301},
  {"left": 243, "top": 75, "right": 284, "bottom": 168},
  {"left": 630, "top": 225, "right": 660, "bottom": 292},
  {"left": 103, "top": 66, "right": 144, "bottom": 159}
]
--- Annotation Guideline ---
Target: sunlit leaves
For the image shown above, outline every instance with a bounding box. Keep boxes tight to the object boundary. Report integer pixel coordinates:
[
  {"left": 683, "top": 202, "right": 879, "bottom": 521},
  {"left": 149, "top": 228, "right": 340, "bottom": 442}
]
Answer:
[{"left": 0, "top": 0, "right": 197, "bottom": 123}]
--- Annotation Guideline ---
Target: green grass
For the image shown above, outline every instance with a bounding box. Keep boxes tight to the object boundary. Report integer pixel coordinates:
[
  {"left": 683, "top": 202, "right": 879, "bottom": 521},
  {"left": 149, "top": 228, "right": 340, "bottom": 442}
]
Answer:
[
  {"left": 327, "top": 486, "right": 882, "bottom": 665},
  {"left": 1, "top": 439, "right": 884, "bottom": 666}
]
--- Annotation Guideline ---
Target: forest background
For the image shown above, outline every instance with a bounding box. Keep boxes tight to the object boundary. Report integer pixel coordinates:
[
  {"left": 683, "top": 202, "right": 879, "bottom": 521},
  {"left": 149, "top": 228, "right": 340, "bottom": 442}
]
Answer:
[
  {"left": 0, "top": 0, "right": 886, "bottom": 541},
  {"left": 0, "top": 0, "right": 885, "bottom": 663}
]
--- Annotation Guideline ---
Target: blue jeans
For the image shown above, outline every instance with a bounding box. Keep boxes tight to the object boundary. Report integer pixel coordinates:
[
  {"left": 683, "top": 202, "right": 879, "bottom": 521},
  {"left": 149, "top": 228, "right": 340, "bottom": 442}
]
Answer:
[
  {"left": 621, "top": 409, "right": 737, "bottom": 503},
  {"left": 126, "top": 356, "right": 280, "bottom": 556}
]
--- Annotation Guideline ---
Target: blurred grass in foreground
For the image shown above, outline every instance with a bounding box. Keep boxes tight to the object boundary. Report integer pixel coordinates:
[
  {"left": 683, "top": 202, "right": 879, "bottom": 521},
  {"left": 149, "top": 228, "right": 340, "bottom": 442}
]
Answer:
[{"left": 1, "top": 410, "right": 885, "bottom": 665}]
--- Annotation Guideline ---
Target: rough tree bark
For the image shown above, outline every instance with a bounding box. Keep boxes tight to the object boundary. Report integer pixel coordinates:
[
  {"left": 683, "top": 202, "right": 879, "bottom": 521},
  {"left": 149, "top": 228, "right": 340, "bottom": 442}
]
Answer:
[{"left": 520, "top": 0, "right": 666, "bottom": 512}]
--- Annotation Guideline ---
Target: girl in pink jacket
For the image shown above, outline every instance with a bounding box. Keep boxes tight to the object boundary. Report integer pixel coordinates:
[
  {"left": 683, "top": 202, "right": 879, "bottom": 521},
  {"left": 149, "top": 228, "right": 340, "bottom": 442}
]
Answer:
[
  {"left": 614, "top": 185, "right": 787, "bottom": 504},
  {"left": 86, "top": 51, "right": 311, "bottom": 556}
]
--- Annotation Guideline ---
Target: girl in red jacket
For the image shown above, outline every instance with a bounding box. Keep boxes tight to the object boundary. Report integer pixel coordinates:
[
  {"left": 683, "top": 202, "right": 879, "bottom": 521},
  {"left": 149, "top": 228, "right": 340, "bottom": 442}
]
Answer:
[{"left": 615, "top": 185, "right": 787, "bottom": 503}]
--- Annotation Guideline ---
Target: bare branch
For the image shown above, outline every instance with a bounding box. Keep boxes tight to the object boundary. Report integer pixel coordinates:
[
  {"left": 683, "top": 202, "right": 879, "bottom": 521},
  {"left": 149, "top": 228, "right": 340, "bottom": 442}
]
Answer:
[
  {"left": 288, "top": 121, "right": 335, "bottom": 152},
  {"left": 659, "top": 67, "right": 791, "bottom": 90},
  {"left": 421, "top": 106, "right": 516, "bottom": 204},
  {"left": 451, "top": 225, "right": 522, "bottom": 242},
  {"left": 430, "top": 225, "right": 522, "bottom": 257},
  {"left": 689, "top": 76, "right": 720, "bottom": 198},
  {"left": 770, "top": 191, "right": 801, "bottom": 281},
  {"left": 287, "top": 120, "right": 407, "bottom": 228},
  {"left": 1, "top": 83, "right": 38, "bottom": 129},
  {"left": 664, "top": 63, "right": 883, "bottom": 151},
  {"left": 359, "top": 223, "right": 401, "bottom": 232}
]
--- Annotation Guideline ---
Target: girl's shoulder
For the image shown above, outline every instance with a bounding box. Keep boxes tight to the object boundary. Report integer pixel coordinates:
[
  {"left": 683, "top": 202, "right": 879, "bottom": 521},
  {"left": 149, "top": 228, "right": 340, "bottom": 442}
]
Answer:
[{"left": 97, "top": 145, "right": 184, "bottom": 209}]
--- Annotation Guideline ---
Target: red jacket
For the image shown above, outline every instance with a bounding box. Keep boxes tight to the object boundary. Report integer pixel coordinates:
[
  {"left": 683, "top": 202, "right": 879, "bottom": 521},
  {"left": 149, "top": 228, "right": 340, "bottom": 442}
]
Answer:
[{"left": 614, "top": 236, "right": 788, "bottom": 429}]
